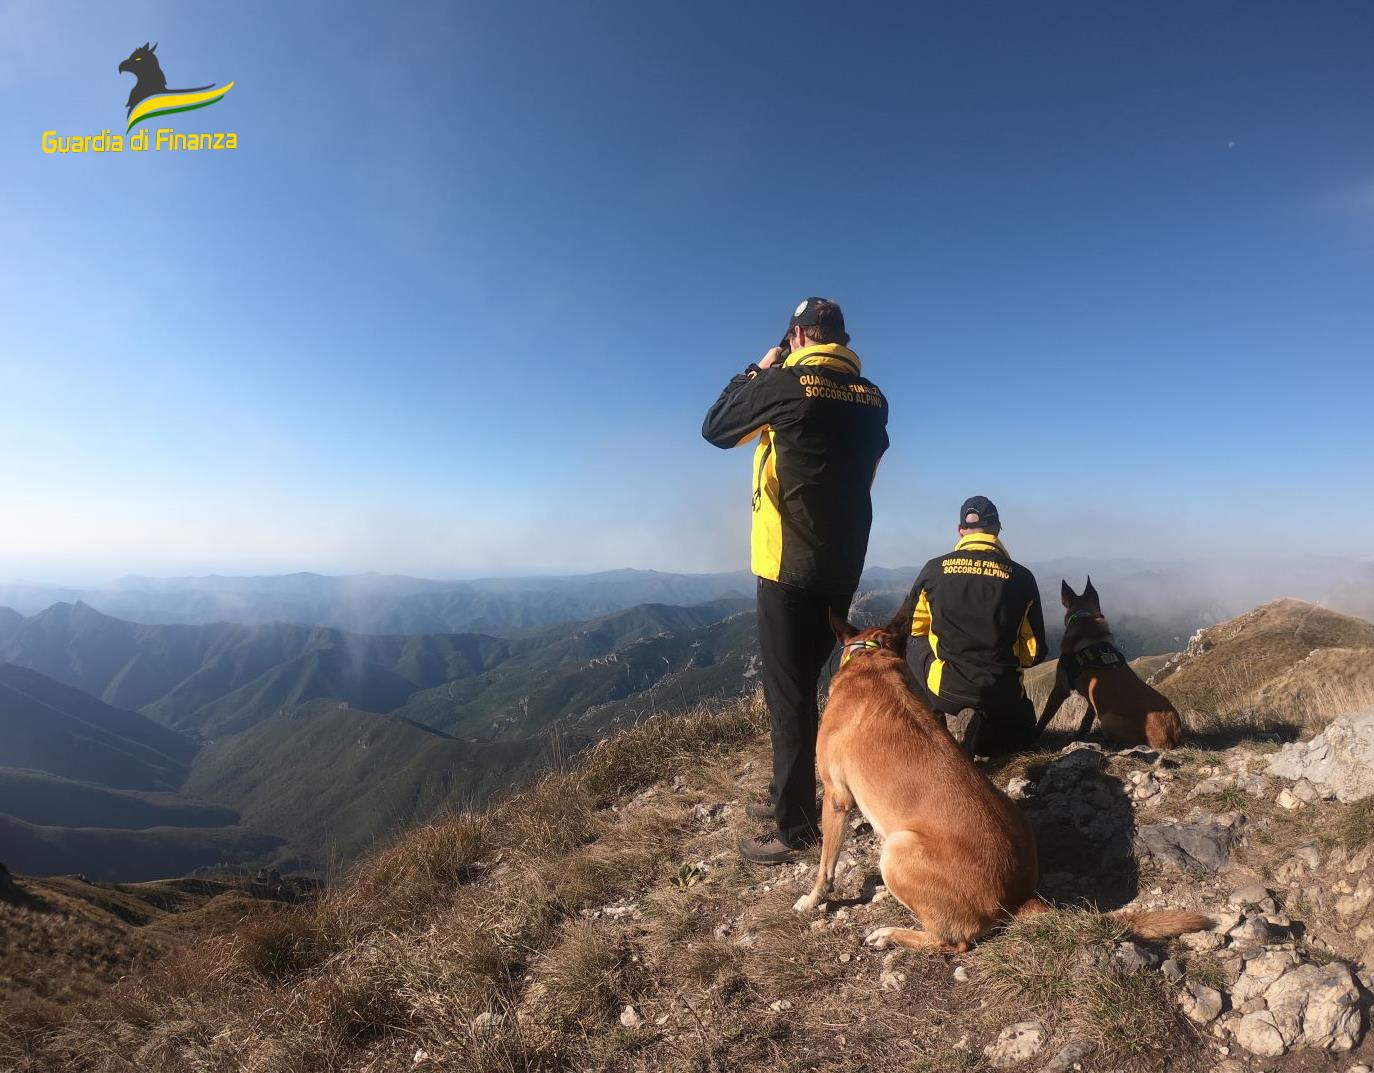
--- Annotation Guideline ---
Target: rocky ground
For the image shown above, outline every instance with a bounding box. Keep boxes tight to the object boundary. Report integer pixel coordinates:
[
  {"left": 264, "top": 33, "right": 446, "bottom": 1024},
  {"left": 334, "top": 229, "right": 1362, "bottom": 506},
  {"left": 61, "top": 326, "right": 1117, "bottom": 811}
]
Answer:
[
  {"left": 565, "top": 708, "right": 1374, "bottom": 1072},
  {"left": 4, "top": 699, "right": 1373, "bottom": 1073}
]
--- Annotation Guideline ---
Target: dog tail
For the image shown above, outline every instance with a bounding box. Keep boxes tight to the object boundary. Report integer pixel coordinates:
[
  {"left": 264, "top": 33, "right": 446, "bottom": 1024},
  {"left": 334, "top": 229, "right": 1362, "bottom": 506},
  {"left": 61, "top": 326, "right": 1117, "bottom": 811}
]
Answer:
[
  {"left": 1110, "top": 908, "right": 1213, "bottom": 939},
  {"left": 1013, "top": 896, "right": 1053, "bottom": 918}
]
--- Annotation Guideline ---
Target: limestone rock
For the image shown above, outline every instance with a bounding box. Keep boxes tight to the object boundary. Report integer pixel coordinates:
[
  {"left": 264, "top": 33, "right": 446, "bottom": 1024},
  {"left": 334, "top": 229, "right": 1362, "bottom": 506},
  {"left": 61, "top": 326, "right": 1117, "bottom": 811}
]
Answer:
[
  {"left": 1267, "top": 707, "right": 1374, "bottom": 803},
  {"left": 1234, "top": 1009, "right": 1287, "bottom": 1057},
  {"left": 1231, "top": 949, "right": 1301, "bottom": 1006},
  {"left": 984, "top": 1021, "right": 1047, "bottom": 1067},
  {"left": 1135, "top": 813, "right": 1245, "bottom": 872},
  {"left": 1037, "top": 746, "right": 1106, "bottom": 795},
  {"left": 1276, "top": 787, "right": 1303, "bottom": 810},
  {"left": 619, "top": 1005, "right": 644, "bottom": 1029},
  {"left": 1040, "top": 1038, "right": 1095, "bottom": 1072},
  {"left": 1178, "top": 981, "right": 1224, "bottom": 1024},
  {"left": 1264, "top": 962, "right": 1363, "bottom": 1051},
  {"left": 1115, "top": 941, "right": 1159, "bottom": 972}
]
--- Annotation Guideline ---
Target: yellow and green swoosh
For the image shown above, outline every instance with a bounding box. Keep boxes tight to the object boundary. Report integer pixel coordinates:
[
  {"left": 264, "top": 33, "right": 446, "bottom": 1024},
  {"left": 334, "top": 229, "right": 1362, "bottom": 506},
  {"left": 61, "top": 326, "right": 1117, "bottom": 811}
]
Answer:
[{"left": 128, "top": 82, "right": 235, "bottom": 132}]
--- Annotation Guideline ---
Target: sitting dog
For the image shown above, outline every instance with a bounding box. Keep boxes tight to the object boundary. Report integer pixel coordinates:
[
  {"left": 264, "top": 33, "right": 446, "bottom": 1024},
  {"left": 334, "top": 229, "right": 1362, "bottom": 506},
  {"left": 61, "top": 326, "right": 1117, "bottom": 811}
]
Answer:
[
  {"left": 794, "top": 593, "right": 1208, "bottom": 951},
  {"left": 1035, "top": 579, "right": 1183, "bottom": 749}
]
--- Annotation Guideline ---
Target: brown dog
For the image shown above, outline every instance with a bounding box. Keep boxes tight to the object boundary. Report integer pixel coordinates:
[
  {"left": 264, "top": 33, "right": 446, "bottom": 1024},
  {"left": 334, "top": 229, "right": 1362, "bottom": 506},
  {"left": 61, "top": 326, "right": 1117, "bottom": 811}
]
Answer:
[
  {"left": 793, "top": 594, "right": 1208, "bottom": 951},
  {"left": 1035, "top": 579, "right": 1183, "bottom": 749}
]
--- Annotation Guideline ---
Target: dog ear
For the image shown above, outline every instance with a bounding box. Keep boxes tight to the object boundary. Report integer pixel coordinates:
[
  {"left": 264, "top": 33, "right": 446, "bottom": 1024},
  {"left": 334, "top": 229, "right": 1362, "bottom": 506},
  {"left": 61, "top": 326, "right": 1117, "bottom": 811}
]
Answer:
[
  {"left": 829, "top": 608, "right": 859, "bottom": 644},
  {"left": 884, "top": 589, "right": 918, "bottom": 658},
  {"left": 1084, "top": 576, "right": 1099, "bottom": 606},
  {"left": 1060, "top": 579, "right": 1076, "bottom": 606}
]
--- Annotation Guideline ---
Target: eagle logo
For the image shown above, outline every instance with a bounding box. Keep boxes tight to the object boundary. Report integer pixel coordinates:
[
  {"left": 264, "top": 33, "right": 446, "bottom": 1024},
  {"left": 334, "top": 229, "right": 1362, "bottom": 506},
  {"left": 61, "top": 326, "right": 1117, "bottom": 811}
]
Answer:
[{"left": 117, "top": 43, "right": 234, "bottom": 132}]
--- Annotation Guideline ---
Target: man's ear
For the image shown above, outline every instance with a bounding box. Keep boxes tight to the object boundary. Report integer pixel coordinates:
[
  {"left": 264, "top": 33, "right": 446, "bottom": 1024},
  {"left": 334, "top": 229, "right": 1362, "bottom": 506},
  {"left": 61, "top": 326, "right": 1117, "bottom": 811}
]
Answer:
[
  {"left": 829, "top": 608, "right": 859, "bottom": 644},
  {"left": 1061, "top": 579, "right": 1076, "bottom": 606},
  {"left": 1084, "top": 576, "right": 1099, "bottom": 606},
  {"left": 885, "top": 590, "right": 917, "bottom": 658}
]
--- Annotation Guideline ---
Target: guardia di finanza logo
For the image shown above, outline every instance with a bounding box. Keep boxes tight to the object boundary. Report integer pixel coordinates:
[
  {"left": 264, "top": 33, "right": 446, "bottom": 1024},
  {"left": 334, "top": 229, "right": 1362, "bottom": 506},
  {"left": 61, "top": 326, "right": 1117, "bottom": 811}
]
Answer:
[{"left": 40, "top": 41, "right": 237, "bottom": 154}]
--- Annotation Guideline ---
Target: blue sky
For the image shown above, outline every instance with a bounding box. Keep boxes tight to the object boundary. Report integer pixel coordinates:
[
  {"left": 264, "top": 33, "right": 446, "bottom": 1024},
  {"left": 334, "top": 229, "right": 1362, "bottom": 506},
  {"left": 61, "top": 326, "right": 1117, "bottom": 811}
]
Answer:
[{"left": 1, "top": 1, "right": 1371, "bottom": 582}]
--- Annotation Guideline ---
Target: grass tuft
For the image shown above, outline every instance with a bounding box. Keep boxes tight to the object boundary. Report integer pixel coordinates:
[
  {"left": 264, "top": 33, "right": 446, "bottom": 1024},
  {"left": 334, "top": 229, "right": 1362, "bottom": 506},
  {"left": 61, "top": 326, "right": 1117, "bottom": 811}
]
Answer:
[{"left": 980, "top": 909, "right": 1193, "bottom": 1069}]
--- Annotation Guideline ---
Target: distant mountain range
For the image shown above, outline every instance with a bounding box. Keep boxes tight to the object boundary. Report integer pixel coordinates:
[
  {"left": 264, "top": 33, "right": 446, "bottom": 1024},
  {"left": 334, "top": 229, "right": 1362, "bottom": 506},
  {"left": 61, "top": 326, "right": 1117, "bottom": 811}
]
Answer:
[
  {"left": 0, "top": 598, "right": 758, "bottom": 878},
  {"left": 2, "top": 557, "right": 1368, "bottom": 638},
  {"left": 2, "top": 555, "right": 1371, "bottom": 882}
]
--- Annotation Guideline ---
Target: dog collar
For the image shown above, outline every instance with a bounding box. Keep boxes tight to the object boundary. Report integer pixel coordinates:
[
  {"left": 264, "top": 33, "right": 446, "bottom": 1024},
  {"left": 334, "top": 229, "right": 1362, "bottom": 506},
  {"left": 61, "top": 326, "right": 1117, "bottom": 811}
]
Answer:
[
  {"left": 840, "top": 639, "right": 885, "bottom": 666},
  {"left": 1065, "top": 611, "right": 1096, "bottom": 625}
]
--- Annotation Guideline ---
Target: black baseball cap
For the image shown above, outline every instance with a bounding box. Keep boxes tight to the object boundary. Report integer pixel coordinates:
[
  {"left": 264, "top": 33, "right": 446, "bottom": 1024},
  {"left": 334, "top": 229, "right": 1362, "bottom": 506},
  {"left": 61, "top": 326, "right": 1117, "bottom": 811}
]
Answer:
[
  {"left": 959, "top": 496, "right": 1000, "bottom": 529},
  {"left": 788, "top": 296, "right": 845, "bottom": 335}
]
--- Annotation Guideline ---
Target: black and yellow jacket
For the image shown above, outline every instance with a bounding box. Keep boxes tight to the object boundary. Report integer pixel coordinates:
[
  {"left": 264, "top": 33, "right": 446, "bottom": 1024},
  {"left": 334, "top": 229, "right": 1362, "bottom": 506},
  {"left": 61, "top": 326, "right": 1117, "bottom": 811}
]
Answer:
[
  {"left": 702, "top": 344, "right": 889, "bottom": 595},
  {"left": 909, "top": 532, "right": 1046, "bottom": 709}
]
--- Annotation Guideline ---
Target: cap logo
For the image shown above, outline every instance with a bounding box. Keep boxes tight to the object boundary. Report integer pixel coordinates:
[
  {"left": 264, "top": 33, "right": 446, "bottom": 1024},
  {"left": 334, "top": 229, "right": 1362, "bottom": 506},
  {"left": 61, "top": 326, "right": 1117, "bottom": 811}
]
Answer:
[
  {"left": 793, "top": 300, "right": 809, "bottom": 318},
  {"left": 965, "top": 512, "right": 980, "bottom": 524}
]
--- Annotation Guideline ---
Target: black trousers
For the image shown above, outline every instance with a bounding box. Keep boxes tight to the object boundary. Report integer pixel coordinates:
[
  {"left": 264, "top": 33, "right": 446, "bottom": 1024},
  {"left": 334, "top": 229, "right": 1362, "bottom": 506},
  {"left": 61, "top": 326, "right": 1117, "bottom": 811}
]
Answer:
[
  {"left": 756, "top": 578, "right": 851, "bottom": 846},
  {"left": 925, "top": 681, "right": 1039, "bottom": 755}
]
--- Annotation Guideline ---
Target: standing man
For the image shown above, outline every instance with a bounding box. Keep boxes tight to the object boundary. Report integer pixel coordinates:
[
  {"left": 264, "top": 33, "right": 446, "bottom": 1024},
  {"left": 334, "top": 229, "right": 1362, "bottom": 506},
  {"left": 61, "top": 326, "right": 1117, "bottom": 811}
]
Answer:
[
  {"left": 908, "top": 496, "right": 1047, "bottom": 755},
  {"left": 702, "top": 298, "right": 889, "bottom": 864}
]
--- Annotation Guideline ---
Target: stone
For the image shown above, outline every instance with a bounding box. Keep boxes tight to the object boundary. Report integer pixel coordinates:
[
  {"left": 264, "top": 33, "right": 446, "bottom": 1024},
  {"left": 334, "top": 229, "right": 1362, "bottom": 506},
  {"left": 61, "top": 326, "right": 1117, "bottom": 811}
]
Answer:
[
  {"left": 471, "top": 1011, "right": 498, "bottom": 1034},
  {"left": 1237, "top": 772, "right": 1270, "bottom": 796},
  {"left": 1335, "top": 889, "right": 1372, "bottom": 918},
  {"left": 1120, "top": 745, "right": 1161, "bottom": 763},
  {"left": 984, "top": 1021, "right": 1048, "bottom": 1067},
  {"left": 1264, "top": 961, "right": 1364, "bottom": 1051},
  {"left": 1115, "top": 941, "right": 1160, "bottom": 972},
  {"left": 1276, "top": 788, "right": 1303, "bottom": 810},
  {"left": 1228, "top": 882, "right": 1272, "bottom": 908},
  {"left": 1040, "top": 1038, "right": 1095, "bottom": 1072},
  {"left": 1136, "top": 813, "right": 1246, "bottom": 872},
  {"left": 1295, "top": 842, "right": 1323, "bottom": 868},
  {"left": 769, "top": 999, "right": 793, "bottom": 1012},
  {"left": 1180, "top": 927, "right": 1225, "bottom": 953},
  {"left": 879, "top": 969, "right": 906, "bottom": 992},
  {"left": 953, "top": 965, "right": 969, "bottom": 982},
  {"left": 619, "top": 1005, "right": 644, "bottom": 1029},
  {"left": 1234, "top": 1010, "right": 1287, "bottom": 1057},
  {"left": 1178, "top": 981, "right": 1224, "bottom": 1024},
  {"left": 1267, "top": 707, "right": 1374, "bottom": 803},
  {"left": 1228, "top": 916, "right": 1274, "bottom": 948},
  {"left": 1189, "top": 775, "right": 1236, "bottom": 799},
  {"left": 1005, "top": 776, "right": 1033, "bottom": 800},
  {"left": 1291, "top": 777, "right": 1322, "bottom": 804},
  {"left": 1037, "top": 747, "right": 1107, "bottom": 795},
  {"left": 1231, "top": 949, "right": 1301, "bottom": 1005}
]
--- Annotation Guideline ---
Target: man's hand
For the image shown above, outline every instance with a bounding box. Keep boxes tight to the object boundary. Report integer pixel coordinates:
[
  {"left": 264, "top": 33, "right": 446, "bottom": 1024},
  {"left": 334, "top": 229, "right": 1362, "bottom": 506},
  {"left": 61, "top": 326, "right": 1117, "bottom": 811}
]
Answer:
[{"left": 758, "top": 346, "right": 784, "bottom": 369}]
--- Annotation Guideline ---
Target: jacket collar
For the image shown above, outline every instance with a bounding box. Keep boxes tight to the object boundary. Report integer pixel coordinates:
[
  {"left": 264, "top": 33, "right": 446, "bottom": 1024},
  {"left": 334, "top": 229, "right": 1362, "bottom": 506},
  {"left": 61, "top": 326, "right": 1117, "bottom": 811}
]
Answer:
[
  {"left": 954, "top": 532, "right": 1007, "bottom": 555},
  {"left": 783, "top": 343, "right": 862, "bottom": 375}
]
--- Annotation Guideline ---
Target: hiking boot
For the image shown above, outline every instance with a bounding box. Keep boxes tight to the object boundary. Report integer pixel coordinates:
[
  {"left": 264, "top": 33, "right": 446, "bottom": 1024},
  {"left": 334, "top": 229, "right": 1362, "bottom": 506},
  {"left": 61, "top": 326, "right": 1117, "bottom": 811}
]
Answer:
[
  {"left": 946, "top": 707, "right": 985, "bottom": 756},
  {"left": 737, "top": 830, "right": 811, "bottom": 865},
  {"left": 744, "top": 794, "right": 775, "bottom": 822}
]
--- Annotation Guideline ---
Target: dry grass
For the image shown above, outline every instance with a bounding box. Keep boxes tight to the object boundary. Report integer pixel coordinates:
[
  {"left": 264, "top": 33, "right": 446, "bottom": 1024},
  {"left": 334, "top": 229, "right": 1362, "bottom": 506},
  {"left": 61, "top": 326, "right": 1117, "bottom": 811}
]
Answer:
[
  {"left": 979, "top": 909, "right": 1195, "bottom": 1070},
  {"left": 1326, "top": 797, "right": 1374, "bottom": 852},
  {"left": 1157, "top": 601, "right": 1374, "bottom": 734},
  {"left": 0, "top": 694, "right": 769, "bottom": 1073}
]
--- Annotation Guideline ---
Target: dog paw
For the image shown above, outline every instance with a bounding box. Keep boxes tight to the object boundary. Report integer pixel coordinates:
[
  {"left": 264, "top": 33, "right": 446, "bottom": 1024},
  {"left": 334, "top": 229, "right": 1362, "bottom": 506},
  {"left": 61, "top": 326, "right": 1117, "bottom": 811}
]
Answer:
[
  {"left": 793, "top": 892, "right": 823, "bottom": 913},
  {"left": 863, "top": 927, "right": 895, "bottom": 949}
]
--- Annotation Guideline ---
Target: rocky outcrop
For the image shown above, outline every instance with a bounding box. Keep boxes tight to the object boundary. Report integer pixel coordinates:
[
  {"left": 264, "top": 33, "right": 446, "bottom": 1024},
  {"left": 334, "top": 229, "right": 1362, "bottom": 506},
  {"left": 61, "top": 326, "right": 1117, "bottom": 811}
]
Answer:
[
  {"left": 1267, "top": 706, "right": 1374, "bottom": 802},
  {"left": 1134, "top": 812, "right": 1245, "bottom": 872}
]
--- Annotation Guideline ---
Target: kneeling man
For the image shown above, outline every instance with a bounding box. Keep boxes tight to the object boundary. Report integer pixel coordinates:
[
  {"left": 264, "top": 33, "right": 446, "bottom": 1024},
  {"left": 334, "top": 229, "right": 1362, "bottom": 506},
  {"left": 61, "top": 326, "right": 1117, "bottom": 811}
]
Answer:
[{"left": 909, "top": 496, "right": 1046, "bottom": 754}]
